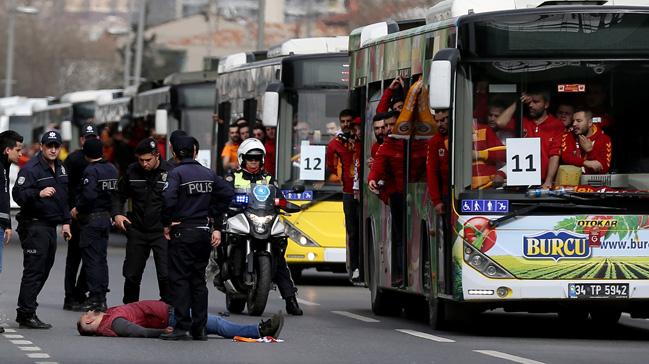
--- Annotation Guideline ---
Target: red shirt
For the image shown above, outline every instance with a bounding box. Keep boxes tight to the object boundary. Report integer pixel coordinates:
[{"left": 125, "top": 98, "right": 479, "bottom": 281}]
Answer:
[
  {"left": 326, "top": 133, "right": 360, "bottom": 194},
  {"left": 264, "top": 138, "right": 275, "bottom": 177},
  {"left": 426, "top": 133, "right": 449, "bottom": 206},
  {"left": 368, "top": 138, "right": 427, "bottom": 198},
  {"left": 472, "top": 123, "right": 506, "bottom": 189},
  {"left": 523, "top": 114, "right": 564, "bottom": 181},
  {"left": 560, "top": 126, "right": 612, "bottom": 174},
  {"left": 96, "top": 300, "right": 169, "bottom": 337},
  {"left": 376, "top": 88, "right": 394, "bottom": 114}
]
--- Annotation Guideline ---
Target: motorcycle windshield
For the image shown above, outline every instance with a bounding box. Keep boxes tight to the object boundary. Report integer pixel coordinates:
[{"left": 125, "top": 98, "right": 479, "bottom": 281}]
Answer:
[{"left": 247, "top": 184, "right": 276, "bottom": 211}]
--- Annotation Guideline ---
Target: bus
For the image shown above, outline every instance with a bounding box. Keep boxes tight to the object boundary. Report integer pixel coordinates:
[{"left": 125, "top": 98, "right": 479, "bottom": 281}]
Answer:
[
  {"left": 132, "top": 70, "right": 217, "bottom": 167},
  {"left": 215, "top": 37, "right": 350, "bottom": 278},
  {"left": 60, "top": 90, "right": 122, "bottom": 150},
  {"left": 350, "top": 0, "right": 649, "bottom": 328}
]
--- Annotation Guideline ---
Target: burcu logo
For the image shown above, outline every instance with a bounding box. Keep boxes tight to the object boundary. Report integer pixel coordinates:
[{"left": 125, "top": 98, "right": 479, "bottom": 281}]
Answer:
[{"left": 523, "top": 231, "right": 590, "bottom": 261}]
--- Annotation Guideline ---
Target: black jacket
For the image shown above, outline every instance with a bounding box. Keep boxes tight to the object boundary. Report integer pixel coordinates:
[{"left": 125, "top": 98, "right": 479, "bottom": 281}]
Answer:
[
  {"left": 113, "top": 160, "right": 173, "bottom": 232},
  {"left": 0, "top": 156, "right": 11, "bottom": 229},
  {"left": 77, "top": 159, "right": 118, "bottom": 215},
  {"left": 64, "top": 149, "right": 89, "bottom": 208},
  {"left": 12, "top": 154, "right": 71, "bottom": 225},
  {"left": 162, "top": 159, "right": 233, "bottom": 229}
]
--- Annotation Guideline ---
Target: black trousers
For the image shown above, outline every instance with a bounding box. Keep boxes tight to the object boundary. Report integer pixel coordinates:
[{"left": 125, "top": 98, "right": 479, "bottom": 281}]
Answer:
[
  {"left": 274, "top": 241, "right": 297, "bottom": 299},
  {"left": 167, "top": 228, "right": 211, "bottom": 332},
  {"left": 343, "top": 193, "right": 360, "bottom": 272},
  {"left": 64, "top": 220, "right": 87, "bottom": 302},
  {"left": 123, "top": 227, "right": 169, "bottom": 304},
  {"left": 79, "top": 215, "right": 111, "bottom": 300},
  {"left": 17, "top": 223, "right": 57, "bottom": 314},
  {"left": 389, "top": 193, "right": 405, "bottom": 279}
]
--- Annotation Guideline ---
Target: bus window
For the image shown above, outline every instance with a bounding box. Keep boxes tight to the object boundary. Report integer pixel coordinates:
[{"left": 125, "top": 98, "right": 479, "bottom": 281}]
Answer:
[{"left": 464, "top": 60, "right": 649, "bottom": 202}]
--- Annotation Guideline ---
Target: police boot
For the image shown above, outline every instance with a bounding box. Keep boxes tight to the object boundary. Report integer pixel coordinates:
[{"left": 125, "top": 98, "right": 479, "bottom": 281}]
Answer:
[
  {"left": 258, "top": 311, "right": 284, "bottom": 338},
  {"left": 191, "top": 327, "right": 207, "bottom": 341},
  {"left": 285, "top": 296, "right": 303, "bottom": 316},
  {"left": 16, "top": 312, "right": 52, "bottom": 329},
  {"left": 83, "top": 296, "right": 107, "bottom": 313},
  {"left": 63, "top": 296, "right": 86, "bottom": 312},
  {"left": 160, "top": 329, "right": 191, "bottom": 341}
]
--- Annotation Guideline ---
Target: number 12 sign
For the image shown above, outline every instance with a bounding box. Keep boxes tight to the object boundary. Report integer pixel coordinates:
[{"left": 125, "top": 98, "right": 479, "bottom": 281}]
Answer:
[
  {"left": 506, "top": 137, "right": 541, "bottom": 186},
  {"left": 300, "top": 141, "right": 326, "bottom": 181}
]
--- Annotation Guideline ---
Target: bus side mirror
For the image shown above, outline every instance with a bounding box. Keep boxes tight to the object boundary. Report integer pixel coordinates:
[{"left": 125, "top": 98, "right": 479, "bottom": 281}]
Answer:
[
  {"left": 428, "top": 48, "right": 460, "bottom": 110},
  {"left": 155, "top": 109, "right": 168, "bottom": 136},
  {"left": 262, "top": 91, "right": 279, "bottom": 127},
  {"left": 61, "top": 120, "right": 72, "bottom": 141}
]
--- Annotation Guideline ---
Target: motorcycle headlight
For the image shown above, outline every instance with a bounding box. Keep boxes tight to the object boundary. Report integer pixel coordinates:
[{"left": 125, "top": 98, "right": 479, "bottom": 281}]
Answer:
[{"left": 245, "top": 211, "right": 274, "bottom": 233}]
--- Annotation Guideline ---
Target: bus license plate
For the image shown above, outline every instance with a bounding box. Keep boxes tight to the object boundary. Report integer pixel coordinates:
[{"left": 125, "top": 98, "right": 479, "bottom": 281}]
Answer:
[{"left": 568, "top": 283, "right": 628, "bottom": 299}]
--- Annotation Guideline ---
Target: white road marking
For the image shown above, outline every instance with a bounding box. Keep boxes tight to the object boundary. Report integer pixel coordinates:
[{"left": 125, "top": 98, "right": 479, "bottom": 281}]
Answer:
[
  {"left": 35, "top": 362, "right": 58, "bottom": 364},
  {"left": 10, "top": 340, "right": 32, "bottom": 345},
  {"left": 3, "top": 334, "right": 24, "bottom": 339},
  {"left": 297, "top": 298, "right": 320, "bottom": 306},
  {"left": 19, "top": 346, "right": 41, "bottom": 351},
  {"left": 395, "top": 329, "right": 456, "bottom": 343},
  {"left": 331, "top": 311, "right": 380, "bottom": 323},
  {"left": 27, "top": 353, "right": 51, "bottom": 359},
  {"left": 474, "top": 350, "right": 545, "bottom": 364},
  {"left": 3, "top": 328, "right": 17, "bottom": 333}
]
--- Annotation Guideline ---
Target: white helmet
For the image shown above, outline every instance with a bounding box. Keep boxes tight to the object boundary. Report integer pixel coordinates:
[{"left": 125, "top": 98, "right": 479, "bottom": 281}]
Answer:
[{"left": 237, "top": 138, "right": 266, "bottom": 167}]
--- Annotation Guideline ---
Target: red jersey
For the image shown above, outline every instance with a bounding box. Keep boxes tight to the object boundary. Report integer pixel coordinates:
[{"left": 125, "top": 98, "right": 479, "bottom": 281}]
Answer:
[
  {"left": 426, "top": 133, "right": 449, "bottom": 206},
  {"left": 472, "top": 123, "right": 506, "bottom": 189},
  {"left": 560, "top": 126, "right": 612, "bottom": 174},
  {"left": 326, "top": 133, "right": 360, "bottom": 194},
  {"left": 370, "top": 142, "right": 382, "bottom": 159},
  {"left": 368, "top": 137, "right": 428, "bottom": 197},
  {"left": 523, "top": 114, "right": 564, "bottom": 180},
  {"left": 96, "top": 300, "right": 169, "bottom": 337},
  {"left": 376, "top": 88, "right": 395, "bottom": 114},
  {"left": 264, "top": 138, "right": 275, "bottom": 176}
]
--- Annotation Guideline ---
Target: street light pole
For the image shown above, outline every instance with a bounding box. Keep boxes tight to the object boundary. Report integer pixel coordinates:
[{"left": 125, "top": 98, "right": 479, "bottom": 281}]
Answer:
[
  {"left": 257, "top": 0, "right": 265, "bottom": 51},
  {"left": 133, "top": 0, "right": 146, "bottom": 87},
  {"left": 123, "top": 0, "right": 134, "bottom": 89},
  {"left": 4, "top": 0, "right": 17, "bottom": 97}
]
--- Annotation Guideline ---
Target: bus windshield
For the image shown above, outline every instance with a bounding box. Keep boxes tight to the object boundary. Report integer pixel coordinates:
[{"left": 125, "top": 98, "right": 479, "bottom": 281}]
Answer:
[
  {"left": 463, "top": 60, "right": 649, "bottom": 208},
  {"left": 285, "top": 88, "right": 348, "bottom": 192}
]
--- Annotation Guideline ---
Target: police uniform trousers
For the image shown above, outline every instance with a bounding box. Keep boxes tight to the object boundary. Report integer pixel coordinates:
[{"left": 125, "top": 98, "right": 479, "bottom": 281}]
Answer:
[
  {"left": 167, "top": 227, "right": 212, "bottom": 332},
  {"left": 64, "top": 219, "right": 87, "bottom": 302},
  {"left": 123, "top": 227, "right": 169, "bottom": 304},
  {"left": 79, "top": 213, "right": 111, "bottom": 300},
  {"left": 274, "top": 240, "right": 298, "bottom": 299},
  {"left": 17, "top": 222, "right": 57, "bottom": 314},
  {"left": 342, "top": 193, "right": 360, "bottom": 272}
]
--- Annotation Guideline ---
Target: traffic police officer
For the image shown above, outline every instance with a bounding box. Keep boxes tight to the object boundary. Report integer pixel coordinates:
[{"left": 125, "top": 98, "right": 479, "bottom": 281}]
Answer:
[
  {"left": 161, "top": 136, "right": 233, "bottom": 340},
  {"left": 226, "top": 138, "right": 303, "bottom": 315},
  {"left": 63, "top": 123, "right": 98, "bottom": 311},
  {"left": 72, "top": 138, "right": 118, "bottom": 312},
  {"left": 14, "top": 130, "right": 71, "bottom": 329},
  {"left": 113, "top": 137, "right": 173, "bottom": 303}
]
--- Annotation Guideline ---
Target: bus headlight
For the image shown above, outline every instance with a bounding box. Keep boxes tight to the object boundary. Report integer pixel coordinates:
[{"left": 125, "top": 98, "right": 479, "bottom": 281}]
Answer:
[
  {"left": 284, "top": 222, "right": 319, "bottom": 247},
  {"left": 463, "top": 242, "right": 513, "bottom": 279}
]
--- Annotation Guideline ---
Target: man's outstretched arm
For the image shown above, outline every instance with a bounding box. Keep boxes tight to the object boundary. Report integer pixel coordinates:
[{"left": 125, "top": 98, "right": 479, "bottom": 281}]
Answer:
[{"left": 111, "top": 318, "right": 166, "bottom": 338}]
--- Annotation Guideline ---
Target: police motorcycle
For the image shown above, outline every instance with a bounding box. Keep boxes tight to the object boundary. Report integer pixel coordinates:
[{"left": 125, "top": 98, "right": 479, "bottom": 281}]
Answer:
[{"left": 209, "top": 181, "right": 301, "bottom": 316}]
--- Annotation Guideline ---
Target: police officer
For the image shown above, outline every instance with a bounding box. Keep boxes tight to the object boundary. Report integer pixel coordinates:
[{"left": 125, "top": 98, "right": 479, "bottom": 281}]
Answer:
[
  {"left": 13, "top": 130, "right": 71, "bottom": 329},
  {"left": 71, "top": 138, "right": 118, "bottom": 312},
  {"left": 166, "top": 130, "right": 187, "bottom": 167},
  {"left": 113, "top": 137, "right": 173, "bottom": 304},
  {"left": 0, "top": 130, "right": 22, "bottom": 334},
  {"left": 62, "top": 123, "right": 98, "bottom": 311},
  {"left": 226, "top": 138, "right": 303, "bottom": 315},
  {"left": 161, "top": 136, "right": 233, "bottom": 341}
]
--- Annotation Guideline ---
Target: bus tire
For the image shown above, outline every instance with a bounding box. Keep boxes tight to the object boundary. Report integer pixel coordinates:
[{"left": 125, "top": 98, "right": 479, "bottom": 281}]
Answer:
[
  {"left": 590, "top": 309, "right": 621, "bottom": 325},
  {"left": 428, "top": 297, "right": 447, "bottom": 330},
  {"left": 558, "top": 309, "right": 589, "bottom": 323}
]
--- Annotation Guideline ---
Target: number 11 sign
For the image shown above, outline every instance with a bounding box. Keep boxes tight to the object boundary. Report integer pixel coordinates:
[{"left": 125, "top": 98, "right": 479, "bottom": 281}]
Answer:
[{"left": 506, "top": 137, "right": 541, "bottom": 186}]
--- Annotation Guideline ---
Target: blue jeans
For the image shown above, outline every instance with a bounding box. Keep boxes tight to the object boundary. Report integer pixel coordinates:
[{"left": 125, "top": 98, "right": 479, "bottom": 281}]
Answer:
[{"left": 169, "top": 311, "right": 260, "bottom": 338}]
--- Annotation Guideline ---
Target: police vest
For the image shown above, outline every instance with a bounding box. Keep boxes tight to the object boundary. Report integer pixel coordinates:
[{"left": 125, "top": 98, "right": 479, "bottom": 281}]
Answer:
[{"left": 233, "top": 172, "right": 272, "bottom": 191}]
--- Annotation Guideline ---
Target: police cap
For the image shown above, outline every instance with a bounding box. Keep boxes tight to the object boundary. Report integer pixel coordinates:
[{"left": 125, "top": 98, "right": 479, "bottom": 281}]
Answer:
[
  {"left": 41, "top": 130, "right": 62, "bottom": 146},
  {"left": 172, "top": 136, "right": 194, "bottom": 158},
  {"left": 81, "top": 123, "right": 99, "bottom": 138},
  {"left": 83, "top": 138, "right": 104, "bottom": 159},
  {"left": 135, "top": 137, "right": 158, "bottom": 155},
  {"left": 169, "top": 130, "right": 187, "bottom": 145}
]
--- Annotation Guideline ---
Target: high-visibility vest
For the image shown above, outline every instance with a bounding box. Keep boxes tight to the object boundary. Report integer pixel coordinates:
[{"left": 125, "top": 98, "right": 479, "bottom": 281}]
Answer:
[{"left": 233, "top": 171, "right": 272, "bottom": 190}]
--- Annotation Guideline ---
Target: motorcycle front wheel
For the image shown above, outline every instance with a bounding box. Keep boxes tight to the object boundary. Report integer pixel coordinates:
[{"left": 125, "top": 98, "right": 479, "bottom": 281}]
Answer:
[{"left": 246, "top": 254, "right": 272, "bottom": 316}]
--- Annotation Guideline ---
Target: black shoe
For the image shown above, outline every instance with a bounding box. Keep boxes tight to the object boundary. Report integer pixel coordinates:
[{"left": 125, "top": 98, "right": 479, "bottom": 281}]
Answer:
[
  {"left": 0, "top": 326, "right": 4, "bottom": 333},
  {"left": 16, "top": 313, "right": 52, "bottom": 329},
  {"left": 285, "top": 296, "right": 303, "bottom": 316},
  {"left": 160, "top": 329, "right": 191, "bottom": 341},
  {"left": 258, "top": 311, "right": 284, "bottom": 338},
  {"left": 191, "top": 327, "right": 207, "bottom": 341},
  {"left": 83, "top": 298, "right": 107, "bottom": 313},
  {"left": 63, "top": 298, "right": 86, "bottom": 312}
]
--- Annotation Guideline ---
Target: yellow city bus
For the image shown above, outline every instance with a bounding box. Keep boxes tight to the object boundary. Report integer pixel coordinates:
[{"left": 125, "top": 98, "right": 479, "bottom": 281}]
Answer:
[
  {"left": 351, "top": 0, "right": 649, "bottom": 328},
  {"left": 214, "top": 38, "right": 350, "bottom": 279}
]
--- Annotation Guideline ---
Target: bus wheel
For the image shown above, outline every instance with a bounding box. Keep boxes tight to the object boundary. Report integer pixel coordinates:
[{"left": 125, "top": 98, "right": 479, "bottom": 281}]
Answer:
[
  {"left": 590, "top": 310, "right": 621, "bottom": 325},
  {"left": 557, "top": 309, "right": 589, "bottom": 323},
  {"left": 428, "top": 297, "right": 447, "bottom": 330}
]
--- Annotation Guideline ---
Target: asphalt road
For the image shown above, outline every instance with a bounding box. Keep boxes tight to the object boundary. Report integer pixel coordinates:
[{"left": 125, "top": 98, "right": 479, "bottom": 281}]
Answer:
[{"left": 2, "top": 232, "right": 649, "bottom": 364}]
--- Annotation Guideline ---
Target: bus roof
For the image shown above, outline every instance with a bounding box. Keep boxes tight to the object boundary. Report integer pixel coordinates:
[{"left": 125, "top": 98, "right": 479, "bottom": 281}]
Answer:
[
  {"left": 96, "top": 97, "right": 130, "bottom": 124},
  {"left": 60, "top": 89, "right": 122, "bottom": 104},
  {"left": 0, "top": 97, "right": 48, "bottom": 116},
  {"left": 163, "top": 70, "right": 218, "bottom": 86},
  {"left": 267, "top": 36, "right": 349, "bottom": 58},
  {"left": 133, "top": 86, "right": 170, "bottom": 118}
]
